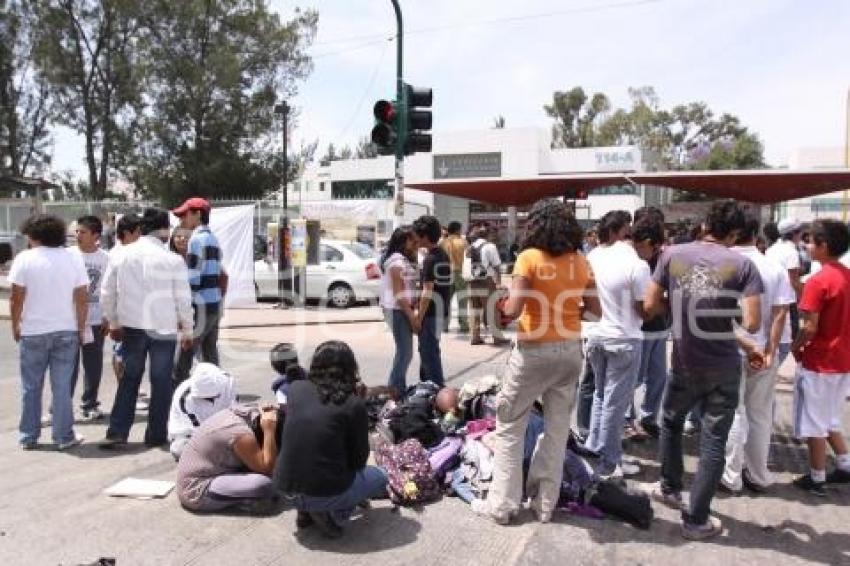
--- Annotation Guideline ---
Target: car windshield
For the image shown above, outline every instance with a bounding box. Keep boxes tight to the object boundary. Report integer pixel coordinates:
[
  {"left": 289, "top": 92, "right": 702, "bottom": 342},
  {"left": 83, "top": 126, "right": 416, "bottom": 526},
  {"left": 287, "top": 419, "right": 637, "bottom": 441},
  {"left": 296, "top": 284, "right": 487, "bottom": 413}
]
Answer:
[{"left": 343, "top": 242, "right": 376, "bottom": 260}]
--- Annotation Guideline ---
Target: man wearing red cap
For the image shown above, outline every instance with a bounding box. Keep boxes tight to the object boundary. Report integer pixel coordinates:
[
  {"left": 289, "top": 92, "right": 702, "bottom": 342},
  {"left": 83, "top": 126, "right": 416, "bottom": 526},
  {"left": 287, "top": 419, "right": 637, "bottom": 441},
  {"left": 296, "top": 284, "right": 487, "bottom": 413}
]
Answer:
[{"left": 172, "top": 197, "right": 224, "bottom": 385}]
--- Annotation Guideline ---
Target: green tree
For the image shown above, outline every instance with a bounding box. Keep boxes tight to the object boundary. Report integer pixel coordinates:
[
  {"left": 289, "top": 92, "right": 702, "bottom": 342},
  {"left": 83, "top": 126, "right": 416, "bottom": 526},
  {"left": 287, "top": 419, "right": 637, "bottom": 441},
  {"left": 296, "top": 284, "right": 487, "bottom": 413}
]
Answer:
[
  {"left": 551, "top": 86, "right": 767, "bottom": 200},
  {"left": 33, "top": 0, "right": 145, "bottom": 199},
  {"left": 544, "top": 87, "right": 611, "bottom": 148},
  {"left": 133, "top": 0, "right": 317, "bottom": 205},
  {"left": 0, "top": 0, "right": 53, "bottom": 178}
]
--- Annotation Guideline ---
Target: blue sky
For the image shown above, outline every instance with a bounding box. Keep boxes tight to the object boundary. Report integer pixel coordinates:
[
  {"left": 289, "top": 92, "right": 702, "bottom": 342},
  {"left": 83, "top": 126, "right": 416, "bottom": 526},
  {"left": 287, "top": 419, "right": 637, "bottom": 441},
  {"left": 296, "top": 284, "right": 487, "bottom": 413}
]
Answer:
[{"left": 52, "top": 0, "right": 850, "bottom": 177}]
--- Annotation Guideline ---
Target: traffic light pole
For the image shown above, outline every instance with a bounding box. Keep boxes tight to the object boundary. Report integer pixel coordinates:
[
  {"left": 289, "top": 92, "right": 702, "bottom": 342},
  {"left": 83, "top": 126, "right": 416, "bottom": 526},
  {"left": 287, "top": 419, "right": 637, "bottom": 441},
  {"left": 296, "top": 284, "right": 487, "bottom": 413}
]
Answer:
[{"left": 391, "top": 0, "right": 405, "bottom": 227}]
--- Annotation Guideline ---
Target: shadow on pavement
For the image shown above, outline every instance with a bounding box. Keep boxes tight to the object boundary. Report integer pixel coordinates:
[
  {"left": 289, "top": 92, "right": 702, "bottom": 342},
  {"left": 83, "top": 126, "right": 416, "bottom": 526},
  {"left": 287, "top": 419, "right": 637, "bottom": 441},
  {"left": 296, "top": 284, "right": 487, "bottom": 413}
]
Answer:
[
  {"left": 710, "top": 512, "right": 850, "bottom": 565},
  {"left": 295, "top": 506, "right": 421, "bottom": 554},
  {"left": 65, "top": 442, "right": 151, "bottom": 459}
]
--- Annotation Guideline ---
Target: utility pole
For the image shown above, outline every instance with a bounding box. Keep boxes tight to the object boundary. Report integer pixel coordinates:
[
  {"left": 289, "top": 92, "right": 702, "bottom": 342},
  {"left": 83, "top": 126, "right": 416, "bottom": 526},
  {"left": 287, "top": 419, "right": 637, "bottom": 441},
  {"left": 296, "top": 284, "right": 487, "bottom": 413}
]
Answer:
[
  {"left": 391, "top": 0, "right": 405, "bottom": 228},
  {"left": 274, "top": 102, "right": 291, "bottom": 307}
]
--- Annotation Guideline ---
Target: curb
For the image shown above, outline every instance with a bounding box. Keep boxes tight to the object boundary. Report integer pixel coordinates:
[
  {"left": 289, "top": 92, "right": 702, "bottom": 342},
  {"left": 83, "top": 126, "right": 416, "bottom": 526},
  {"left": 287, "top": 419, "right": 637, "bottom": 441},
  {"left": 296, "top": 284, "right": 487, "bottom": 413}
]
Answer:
[{"left": 220, "top": 318, "right": 383, "bottom": 329}]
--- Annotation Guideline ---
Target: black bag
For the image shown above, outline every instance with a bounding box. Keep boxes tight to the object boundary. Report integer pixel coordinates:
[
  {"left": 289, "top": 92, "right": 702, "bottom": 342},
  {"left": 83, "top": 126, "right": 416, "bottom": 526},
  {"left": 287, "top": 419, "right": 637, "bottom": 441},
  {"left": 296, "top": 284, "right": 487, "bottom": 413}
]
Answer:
[
  {"left": 388, "top": 404, "right": 445, "bottom": 449},
  {"left": 585, "top": 479, "right": 653, "bottom": 530}
]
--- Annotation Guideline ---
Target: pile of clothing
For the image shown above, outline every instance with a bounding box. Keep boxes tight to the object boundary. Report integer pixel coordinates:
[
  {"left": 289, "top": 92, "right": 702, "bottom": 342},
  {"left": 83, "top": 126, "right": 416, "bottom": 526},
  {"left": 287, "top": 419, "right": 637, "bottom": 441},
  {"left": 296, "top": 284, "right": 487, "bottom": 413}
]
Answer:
[{"left": 366, "top": 375, "right": 654, "bottom": 529}]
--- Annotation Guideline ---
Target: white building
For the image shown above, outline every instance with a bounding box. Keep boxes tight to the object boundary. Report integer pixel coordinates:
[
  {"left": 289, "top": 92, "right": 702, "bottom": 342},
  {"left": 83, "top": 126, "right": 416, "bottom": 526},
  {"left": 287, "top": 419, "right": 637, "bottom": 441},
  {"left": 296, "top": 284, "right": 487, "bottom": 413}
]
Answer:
[
  {"left": 283, "top": 127, "right": 646, "bottom": 241},
  {"left": 779, "top": 147, "right": 849, "bottom": 221}
]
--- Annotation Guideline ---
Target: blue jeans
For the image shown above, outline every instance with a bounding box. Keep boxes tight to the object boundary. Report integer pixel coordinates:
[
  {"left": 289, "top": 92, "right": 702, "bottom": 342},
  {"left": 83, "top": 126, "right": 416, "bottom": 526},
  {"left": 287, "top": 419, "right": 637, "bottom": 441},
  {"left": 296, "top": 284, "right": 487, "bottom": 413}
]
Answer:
[
  {"left": 586, "top": 337, "right": 642, "bottom": 473},
  {"left": 106, "top": 328, "right": 176, "bottom": 444},
  {"left": 71, "top": 324, "right": 105, "bottom": 410},
  {"left": 418, "top": 315, "right": 444, "bottom": 387},
  {"left": 290, "top": 466, "right": 387, "bottom": 522},
  {"left": 576, "top": 341, "right": 595, "bottom": 436},
  {"left": 629, "top": 336, "right": 668, "bottom": 426},
  {"left": 659, "top": 367, "right": 740, "bottom": 525},
  {"left": 19, "top": 331, "right": 80, "bottom": 445},
  {"left": 385, "top": 309, "right": 414, "bottom": 397}
]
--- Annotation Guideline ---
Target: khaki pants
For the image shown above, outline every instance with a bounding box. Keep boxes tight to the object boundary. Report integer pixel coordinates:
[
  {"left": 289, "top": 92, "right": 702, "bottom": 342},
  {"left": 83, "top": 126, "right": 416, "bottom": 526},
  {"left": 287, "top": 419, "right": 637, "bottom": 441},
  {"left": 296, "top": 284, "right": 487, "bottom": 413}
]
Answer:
[
  {"left": 487, "top": 339, "right": 582, "bottom": 520},
  {"left": 469, "top": 277, "right": 504, "bottom": 341}
]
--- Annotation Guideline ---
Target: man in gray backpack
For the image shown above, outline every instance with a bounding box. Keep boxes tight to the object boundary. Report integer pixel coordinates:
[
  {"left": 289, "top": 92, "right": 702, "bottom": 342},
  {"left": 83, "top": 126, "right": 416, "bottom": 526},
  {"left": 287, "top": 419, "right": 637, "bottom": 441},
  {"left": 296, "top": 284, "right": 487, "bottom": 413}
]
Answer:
[{"left": 468, "top": 224, "right": 509, "bottom": 346}]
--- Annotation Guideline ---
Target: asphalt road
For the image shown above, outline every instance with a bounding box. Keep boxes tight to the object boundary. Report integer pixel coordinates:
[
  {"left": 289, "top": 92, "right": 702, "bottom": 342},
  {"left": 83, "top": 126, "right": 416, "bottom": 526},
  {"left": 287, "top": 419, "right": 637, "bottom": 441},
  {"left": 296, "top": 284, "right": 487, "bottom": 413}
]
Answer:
[{"left": 0, "top": 323, "right": 848, "bottom": 565}]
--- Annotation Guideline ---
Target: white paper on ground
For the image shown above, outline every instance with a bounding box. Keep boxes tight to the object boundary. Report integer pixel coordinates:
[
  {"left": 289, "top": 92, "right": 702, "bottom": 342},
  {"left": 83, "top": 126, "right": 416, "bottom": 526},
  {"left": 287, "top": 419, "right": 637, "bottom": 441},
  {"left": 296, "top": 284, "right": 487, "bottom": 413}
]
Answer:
[{"left": 104, "top": 477, "right": 174, "bottom": 499}]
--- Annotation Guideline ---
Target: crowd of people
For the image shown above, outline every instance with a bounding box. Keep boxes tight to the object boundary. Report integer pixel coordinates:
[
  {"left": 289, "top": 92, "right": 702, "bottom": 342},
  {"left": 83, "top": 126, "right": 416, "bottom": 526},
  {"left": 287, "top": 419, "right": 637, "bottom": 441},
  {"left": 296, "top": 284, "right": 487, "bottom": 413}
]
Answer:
[
  {"left": 10, "top": 198, "right": 225, "bottom": 450},
  {"left": 7, "top": 196, "right": 850, "bottom": 543}
]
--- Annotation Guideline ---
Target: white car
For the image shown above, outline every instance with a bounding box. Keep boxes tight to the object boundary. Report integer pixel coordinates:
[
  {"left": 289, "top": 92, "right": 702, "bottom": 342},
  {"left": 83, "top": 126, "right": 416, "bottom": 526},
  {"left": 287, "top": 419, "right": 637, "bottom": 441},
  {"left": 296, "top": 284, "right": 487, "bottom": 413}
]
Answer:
[{"left": 255, "top": 240, "right": 382, "bottom": 308}]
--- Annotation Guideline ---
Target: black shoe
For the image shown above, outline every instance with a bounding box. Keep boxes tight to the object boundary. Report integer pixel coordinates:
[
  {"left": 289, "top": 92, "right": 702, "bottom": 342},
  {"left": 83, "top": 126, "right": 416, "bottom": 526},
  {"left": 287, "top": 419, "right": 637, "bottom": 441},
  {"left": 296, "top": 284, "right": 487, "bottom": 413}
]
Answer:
[
  {"left": 742, "top": 469, "right": 767, "bottom": 493},
  {"left": 716, "top": 482, "right": 741, "bottom": 496},
  {"left": 296, "top": 511, "right": 314, "bottom": 529},
  {"left": 792, "top": 474, "right": 827, "bottom": 497},
  {"left": 98, "top": 435, "right": 127, "bottom": 449},
  {"left": 826, "top": 468, "right": 850, "bottom": 484},
  {"left": 309, "top": 512, "right": 343, "bottom": 539},
  {"left": 639, "top": 420, "right": 660, "bottom": 439}
]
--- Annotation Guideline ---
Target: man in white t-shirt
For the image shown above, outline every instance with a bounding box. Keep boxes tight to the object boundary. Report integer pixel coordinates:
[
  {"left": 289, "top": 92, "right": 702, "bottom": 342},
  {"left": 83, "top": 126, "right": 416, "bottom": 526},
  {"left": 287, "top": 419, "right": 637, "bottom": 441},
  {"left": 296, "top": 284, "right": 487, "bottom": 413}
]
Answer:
[
  {"left": 70, "top": 215, "right": 110, "bottom": 420},
  {"left": 9, "top": 215, "right": 89, "bottom": 450},
  {"left": 722, "top": 211, "right": 795, "bottom": 493},
  {"left": 468, "top": 224, "right": 509, "bottom": 346},
  {"left": 766, "top": 217, "right": 803, "bottom": 346},
  {"left": 585, "top": 210, "right": 651, "bottom": 477}
]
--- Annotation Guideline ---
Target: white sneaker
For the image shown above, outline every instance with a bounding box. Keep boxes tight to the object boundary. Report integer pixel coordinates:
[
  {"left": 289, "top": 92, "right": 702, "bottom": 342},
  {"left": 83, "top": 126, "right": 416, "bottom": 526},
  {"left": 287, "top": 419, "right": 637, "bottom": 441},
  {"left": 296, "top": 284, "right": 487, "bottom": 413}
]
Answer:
[
  {"left": 471, "top": 498, "right": 511, "bottom": 525},
  {"left": 58, "top": 434, "right": 84, "bottom": 451}
]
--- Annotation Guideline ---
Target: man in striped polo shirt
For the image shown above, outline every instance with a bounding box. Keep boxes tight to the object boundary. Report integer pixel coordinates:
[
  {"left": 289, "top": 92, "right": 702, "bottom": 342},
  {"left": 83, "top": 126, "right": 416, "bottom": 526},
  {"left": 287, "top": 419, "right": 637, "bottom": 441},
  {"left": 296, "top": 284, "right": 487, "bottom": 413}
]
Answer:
[{"left": 173, "top": 198, "right": 224, "bottom": 385}]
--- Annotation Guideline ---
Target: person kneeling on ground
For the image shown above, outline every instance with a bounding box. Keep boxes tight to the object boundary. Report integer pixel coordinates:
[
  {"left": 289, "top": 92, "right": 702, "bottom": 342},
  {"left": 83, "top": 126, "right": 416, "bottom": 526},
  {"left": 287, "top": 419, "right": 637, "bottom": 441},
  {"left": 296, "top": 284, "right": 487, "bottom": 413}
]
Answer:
[
  {"left": 274, "top": 340, "right": 388, "bottom": 539},
  {"left": 269, "top": 342, "right": 306, "bottom": 405},
  {"left": 176, "top": 403, "right": 282, "bottom": 513},
  {"left": 168, "top": 362, "right": 237, "bottom": 461}
]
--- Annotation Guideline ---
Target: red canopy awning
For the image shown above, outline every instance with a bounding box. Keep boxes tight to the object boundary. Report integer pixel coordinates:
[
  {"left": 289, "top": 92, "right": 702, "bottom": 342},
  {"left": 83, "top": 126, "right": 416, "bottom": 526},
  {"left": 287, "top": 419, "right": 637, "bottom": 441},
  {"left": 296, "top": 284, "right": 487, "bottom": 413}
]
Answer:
[{"left": 406, "top": 169, "right": 850, "bottom": 206}]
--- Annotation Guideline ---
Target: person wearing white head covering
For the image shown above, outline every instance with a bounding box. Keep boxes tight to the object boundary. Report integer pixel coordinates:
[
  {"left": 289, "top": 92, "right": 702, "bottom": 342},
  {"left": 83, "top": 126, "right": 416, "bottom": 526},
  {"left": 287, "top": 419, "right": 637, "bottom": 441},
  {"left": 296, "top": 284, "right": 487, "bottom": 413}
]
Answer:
[{"left": 168, "top": 362, "right": 236, "bottom": 460}]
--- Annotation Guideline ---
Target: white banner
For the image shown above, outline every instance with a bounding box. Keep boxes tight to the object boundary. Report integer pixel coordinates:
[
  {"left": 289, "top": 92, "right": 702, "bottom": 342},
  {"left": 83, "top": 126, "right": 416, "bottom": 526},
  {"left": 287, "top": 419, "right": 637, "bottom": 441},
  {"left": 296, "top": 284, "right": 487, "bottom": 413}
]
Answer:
[{"left": 170, "top": 205, "right": 256, "bottom": 308}]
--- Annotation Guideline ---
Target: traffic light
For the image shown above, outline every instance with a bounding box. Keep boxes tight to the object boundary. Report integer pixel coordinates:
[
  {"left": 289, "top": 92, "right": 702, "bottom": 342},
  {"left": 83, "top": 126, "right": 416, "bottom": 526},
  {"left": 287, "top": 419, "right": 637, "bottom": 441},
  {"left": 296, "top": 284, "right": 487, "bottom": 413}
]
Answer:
[
  {"left": 404, "top": 84, "right": 432, "bottom": 155},
  {"left": 371, "top": 99, "right": 398, "bottom": 155}
]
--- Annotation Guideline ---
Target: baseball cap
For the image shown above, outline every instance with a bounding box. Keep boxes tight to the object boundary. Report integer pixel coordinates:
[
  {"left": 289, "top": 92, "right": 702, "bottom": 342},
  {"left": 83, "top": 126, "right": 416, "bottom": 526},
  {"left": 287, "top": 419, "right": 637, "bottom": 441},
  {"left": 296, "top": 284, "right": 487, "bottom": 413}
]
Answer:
[
  {"left": 777, "top": 217, "right": 802, "bottom": 236},
  {"left": 172, "top": 197, "right": 211, "bottom": 217}
]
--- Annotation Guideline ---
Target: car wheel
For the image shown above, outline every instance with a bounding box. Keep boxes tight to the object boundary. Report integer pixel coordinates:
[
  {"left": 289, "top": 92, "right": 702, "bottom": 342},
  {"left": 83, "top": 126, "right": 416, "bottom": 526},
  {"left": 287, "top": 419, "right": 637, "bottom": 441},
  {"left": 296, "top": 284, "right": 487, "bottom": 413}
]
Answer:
[{"left": 327, "top": 283, "right": 355, "bottom": 308}]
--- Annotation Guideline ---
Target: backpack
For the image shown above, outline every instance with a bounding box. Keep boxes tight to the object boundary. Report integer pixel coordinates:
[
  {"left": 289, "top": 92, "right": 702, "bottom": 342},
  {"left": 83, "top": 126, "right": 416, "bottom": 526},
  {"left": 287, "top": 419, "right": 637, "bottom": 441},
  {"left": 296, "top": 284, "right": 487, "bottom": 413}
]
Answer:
[
  {"left": 376, "top": 439, "right": 441, "bottom": 505},
  {"left": 466, "top": 241, "right": 489, "bottom": 281},
  {"left": 388, "top": 404, "right": 445, "bottom": 448},
  {"left": 585, "top": 479, "right": 654, "bottom": 530}
]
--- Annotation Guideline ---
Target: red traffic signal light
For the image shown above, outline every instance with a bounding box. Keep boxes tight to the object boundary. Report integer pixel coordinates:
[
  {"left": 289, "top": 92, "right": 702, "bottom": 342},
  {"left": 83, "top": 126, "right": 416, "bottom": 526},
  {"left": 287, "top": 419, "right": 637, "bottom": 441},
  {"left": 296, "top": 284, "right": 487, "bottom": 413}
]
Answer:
[
  {"left": 373, "top": 99, "right": 396, "bottom": 123},
  {"left": 564, "top": 188, "right": 589, "bottom": 200},
  {"left": 371, "top": 99, "right": 398, "bottom": 154}
]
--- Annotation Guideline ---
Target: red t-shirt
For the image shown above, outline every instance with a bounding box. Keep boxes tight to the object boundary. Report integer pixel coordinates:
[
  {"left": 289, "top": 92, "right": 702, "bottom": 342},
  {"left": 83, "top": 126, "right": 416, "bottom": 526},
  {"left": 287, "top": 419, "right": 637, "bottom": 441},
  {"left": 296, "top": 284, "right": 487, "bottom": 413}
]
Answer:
[{"left": 799, "top": 262, "right": 850, "bottom": 373}]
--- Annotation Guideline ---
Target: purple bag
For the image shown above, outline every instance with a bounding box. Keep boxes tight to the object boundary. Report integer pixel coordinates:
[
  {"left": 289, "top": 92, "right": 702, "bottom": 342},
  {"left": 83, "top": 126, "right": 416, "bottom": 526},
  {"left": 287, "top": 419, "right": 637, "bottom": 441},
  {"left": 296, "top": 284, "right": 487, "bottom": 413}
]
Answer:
[{"left": 427, "top": 437, "right": 463, "bottom": 482}]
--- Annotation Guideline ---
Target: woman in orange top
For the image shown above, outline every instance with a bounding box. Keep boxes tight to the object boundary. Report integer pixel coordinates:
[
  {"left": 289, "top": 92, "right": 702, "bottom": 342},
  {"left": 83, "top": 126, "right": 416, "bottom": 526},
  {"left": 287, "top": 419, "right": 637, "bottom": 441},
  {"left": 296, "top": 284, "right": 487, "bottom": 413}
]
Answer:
[{"left": 472, "top": 198, "right": 600, "bottom": 525}]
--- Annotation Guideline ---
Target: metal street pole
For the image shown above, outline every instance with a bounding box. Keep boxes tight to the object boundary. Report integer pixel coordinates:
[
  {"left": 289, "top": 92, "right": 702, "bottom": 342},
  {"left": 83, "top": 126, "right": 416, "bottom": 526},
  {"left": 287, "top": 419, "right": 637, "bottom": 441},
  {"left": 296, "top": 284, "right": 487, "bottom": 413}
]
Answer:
[
  {"left": 391, "top": 0, "right": 405, "bottom": 228},
  {"left": 274, "top": 102, "right": 291, "bottom": 307}
]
